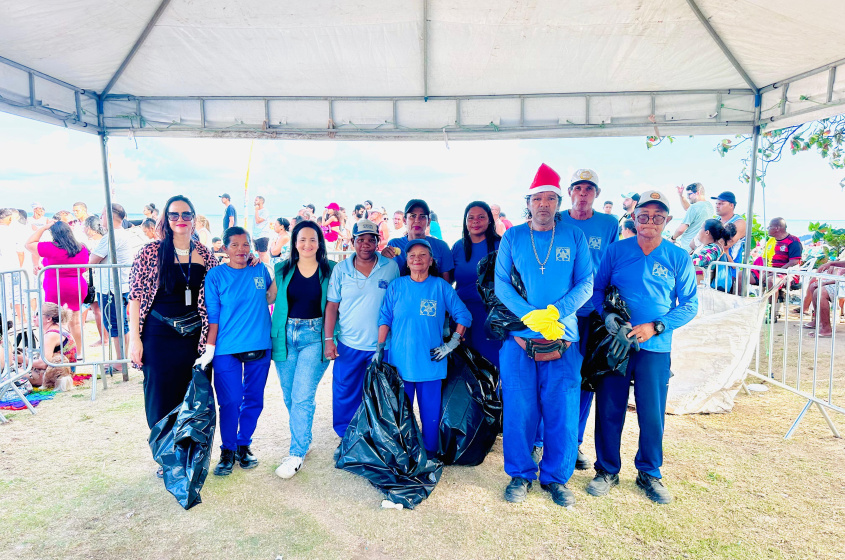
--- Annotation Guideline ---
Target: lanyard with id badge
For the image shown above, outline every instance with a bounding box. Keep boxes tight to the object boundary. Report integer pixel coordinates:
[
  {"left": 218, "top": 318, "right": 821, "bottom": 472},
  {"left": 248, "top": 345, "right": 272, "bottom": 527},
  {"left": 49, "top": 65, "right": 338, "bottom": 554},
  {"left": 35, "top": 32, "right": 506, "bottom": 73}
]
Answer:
[{"left": 149, "top": 243, "right": 203, "bottom": 337}]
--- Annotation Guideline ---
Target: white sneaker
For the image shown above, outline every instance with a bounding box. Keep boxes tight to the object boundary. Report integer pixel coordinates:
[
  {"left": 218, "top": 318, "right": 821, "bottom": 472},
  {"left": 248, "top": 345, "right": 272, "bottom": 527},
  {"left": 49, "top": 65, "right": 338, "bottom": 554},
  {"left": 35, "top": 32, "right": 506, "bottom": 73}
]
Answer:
[{"left": 275, "top": 456, "right": 303, "bottom": 479}]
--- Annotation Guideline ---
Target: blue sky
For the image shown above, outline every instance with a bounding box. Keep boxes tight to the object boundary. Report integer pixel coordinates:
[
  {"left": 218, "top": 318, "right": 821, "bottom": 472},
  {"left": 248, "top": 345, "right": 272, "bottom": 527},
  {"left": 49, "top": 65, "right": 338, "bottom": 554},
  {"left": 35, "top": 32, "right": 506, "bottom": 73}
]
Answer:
[{"left": 1, "top": 111, "right": 843, "bottom": 239}]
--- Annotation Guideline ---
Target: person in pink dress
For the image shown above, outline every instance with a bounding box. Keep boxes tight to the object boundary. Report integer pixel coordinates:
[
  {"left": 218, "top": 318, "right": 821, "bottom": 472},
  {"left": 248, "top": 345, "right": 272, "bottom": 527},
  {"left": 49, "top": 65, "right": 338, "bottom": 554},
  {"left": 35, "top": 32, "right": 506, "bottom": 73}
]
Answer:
[{"left": 25, "top": 219, "right": 89, "bottom": 351}]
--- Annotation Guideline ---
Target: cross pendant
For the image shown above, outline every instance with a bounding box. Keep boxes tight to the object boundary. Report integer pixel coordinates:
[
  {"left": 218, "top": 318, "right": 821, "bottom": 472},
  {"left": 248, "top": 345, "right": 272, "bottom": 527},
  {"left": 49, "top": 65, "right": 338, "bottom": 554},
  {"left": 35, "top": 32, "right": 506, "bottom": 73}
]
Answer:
[{"left": 540, "top": 265, "right": 545, "bottom": 274}]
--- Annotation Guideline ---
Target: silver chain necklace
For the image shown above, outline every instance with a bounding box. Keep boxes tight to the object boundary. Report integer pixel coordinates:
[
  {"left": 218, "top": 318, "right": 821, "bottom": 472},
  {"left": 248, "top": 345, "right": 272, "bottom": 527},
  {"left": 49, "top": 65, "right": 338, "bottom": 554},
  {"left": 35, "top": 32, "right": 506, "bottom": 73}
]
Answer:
[
  {"left": 353, "top": 256, "right": 376, "bottom": 289},
  {"left": 529, "top": 219, "right": 555, "bottom": 274}
]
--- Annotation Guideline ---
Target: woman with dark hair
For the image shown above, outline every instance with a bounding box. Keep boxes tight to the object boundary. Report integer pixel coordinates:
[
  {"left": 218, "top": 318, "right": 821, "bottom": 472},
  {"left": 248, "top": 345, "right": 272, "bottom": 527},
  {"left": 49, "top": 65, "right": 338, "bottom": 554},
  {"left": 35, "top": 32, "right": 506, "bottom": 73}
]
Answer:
[
  {"left": 82, "top": 215, "right": 107, "bottom": 347},
  {"left": 143, "top": 203, "right": 159, "bottom": 221},
  {"left": 692, "top": 219, "right": 735, "bottom": 269},
  {"left": 271, "top": 220, "right": 336, "bottom": 479},
  {"left": 140, "top": 218, "right": 159, "bottom": 241},
  {"left": 620, "top": 219, "right": 637, "bottom": 239},
  {"left": 128, "top": 195, "right": 218, "bottom": 477},
  {"left": 270, "top": 217, "right": 291, "bottom": 265},
  {"left": 450, "top": 201, "right": 502, "bottom": 367},
  {"left": 26, "top": 219, "right": 89, "bottom": 350},
  {"left": 377, "top": 239, "right": 472, "bottom": 453}
]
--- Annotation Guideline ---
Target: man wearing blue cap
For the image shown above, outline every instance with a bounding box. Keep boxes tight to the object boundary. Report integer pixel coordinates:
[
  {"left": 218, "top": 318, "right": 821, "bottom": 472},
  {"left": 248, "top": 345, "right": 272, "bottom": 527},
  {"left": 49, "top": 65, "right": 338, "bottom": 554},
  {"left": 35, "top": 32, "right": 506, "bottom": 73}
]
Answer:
[
  {"left": 712, "top": 191, "right": 746, "bottom": 263},
  {"left": 495, "top": 163, "right": 593, "bottom": 508},
  {"left": 383, "top": 199, "right": 454, "bottom": 283},
  {"left": 587, "top": 190, "right": 698, "bottom": 504}
]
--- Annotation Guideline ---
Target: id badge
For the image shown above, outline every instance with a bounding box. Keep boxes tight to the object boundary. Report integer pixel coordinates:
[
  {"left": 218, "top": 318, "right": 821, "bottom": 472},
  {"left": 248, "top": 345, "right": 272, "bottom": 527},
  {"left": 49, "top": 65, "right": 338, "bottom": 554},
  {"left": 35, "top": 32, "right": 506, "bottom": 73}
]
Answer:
[{"left": 185, "top": 289, "right": 192, "bottom": 306}]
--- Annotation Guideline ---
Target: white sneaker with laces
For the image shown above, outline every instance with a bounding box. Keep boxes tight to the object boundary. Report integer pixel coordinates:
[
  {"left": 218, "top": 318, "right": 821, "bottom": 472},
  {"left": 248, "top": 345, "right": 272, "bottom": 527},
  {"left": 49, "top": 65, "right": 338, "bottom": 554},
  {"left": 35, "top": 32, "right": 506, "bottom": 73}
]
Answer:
[{"left": 275, "top": 456, "right": 303, "bottom": 479}]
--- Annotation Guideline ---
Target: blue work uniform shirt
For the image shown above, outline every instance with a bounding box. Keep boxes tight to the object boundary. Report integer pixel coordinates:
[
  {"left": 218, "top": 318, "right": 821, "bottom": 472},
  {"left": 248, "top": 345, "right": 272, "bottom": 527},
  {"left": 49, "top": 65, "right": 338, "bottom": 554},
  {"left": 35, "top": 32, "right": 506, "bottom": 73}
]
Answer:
[
  {"left": 451, "top": 238, "right": 499, "bottom": 305},
  {"left": 387, "top": 235, "right": 455, "bottom": 275},
  {"left": 327, "top": 254, "right": 400, "bottom": 351},
  {"left": 378, "top": 275, "right": 472, "bottom": 382},
  {"left": 204, "top": 264, "right": 273, "bottom": 355},
  {"left": 560, "top": 210, "right": 619, "bottom": 317},
  {"left": 494, "top": 221, "right": 594, "bottom": 342},
  {"left": 591, "top": 237, "right": 698, "bottom": 353}
]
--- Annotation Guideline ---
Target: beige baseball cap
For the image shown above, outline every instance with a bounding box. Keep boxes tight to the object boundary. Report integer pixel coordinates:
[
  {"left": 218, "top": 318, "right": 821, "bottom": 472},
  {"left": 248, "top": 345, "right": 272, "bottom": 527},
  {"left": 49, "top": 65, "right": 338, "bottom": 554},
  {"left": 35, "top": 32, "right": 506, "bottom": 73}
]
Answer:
[{"left": 635, "top": 190, "right": 671, "bottom": 212}]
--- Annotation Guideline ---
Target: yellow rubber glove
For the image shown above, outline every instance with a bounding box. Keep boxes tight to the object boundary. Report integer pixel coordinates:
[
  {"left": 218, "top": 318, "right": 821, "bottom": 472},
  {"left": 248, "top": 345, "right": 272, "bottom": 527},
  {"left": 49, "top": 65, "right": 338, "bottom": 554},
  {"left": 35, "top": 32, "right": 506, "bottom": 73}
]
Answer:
[
  {"left": 538, "top": 320, "right": 565, "bottom": 341},
  {"left": 521, "top": 305, "right": 560, "bottom": 331}
]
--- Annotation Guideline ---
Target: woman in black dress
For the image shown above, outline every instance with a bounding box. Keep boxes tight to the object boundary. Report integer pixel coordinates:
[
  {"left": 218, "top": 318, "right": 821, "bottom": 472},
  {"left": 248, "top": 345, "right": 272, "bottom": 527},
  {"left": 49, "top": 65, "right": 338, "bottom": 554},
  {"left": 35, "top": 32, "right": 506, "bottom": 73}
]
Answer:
[{"left": 128, "top": 195, "right": 218, "bottom": 445}]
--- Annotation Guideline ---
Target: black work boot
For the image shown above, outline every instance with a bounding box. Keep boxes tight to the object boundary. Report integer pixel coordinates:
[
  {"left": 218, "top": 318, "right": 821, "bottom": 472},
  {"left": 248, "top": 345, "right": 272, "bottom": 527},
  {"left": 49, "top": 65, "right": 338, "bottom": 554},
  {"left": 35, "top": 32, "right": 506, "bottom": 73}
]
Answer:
[
  {"left": 586, "top": 469, "right": 619, "bottom": 497},
  {"left": 636, "top": 471, "right": 672, "bottom": 504},
  {"left": 236, "top": 445, "right": 259, "bottom": 469},
  {"left": 541, "top": 482, "right": 576, "bottom": 507},
  {"left": 531, "top": 445, "right": 543, "bottom": 466},
  {"left": 504, "top": 477, "right": 533, "bottom": 503},
  {"left": 213, "top": 449, "right": 236, "bottom": 476},
  {"left": 575, "top": 447, "right": 591, "bottom": 470}
]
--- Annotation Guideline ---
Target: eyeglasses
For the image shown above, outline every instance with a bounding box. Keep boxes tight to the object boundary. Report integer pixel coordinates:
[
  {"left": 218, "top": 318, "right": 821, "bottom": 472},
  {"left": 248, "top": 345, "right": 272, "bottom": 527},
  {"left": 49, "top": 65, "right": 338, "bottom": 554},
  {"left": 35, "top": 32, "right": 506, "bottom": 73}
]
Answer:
[
  {"left": 167, "top": 211, "right": 195, "bottom": 221},
  {"left": 635, "top": 214, "right": 667, "bottom": 225}
]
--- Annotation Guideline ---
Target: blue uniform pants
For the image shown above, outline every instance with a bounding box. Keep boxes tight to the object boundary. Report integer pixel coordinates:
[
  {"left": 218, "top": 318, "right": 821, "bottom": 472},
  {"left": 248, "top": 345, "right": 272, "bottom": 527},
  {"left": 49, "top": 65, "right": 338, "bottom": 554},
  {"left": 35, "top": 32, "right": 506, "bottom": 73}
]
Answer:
[
  {"left": 594, "top": 349, "right": 671, "bottom": 478},
  {"left": 332, "top": 340, "right": 379, "bottom": 438},
  {"left": 576, "top": 314, "right": 593, "bottom": 446},
  {"left": 212, "top": 351, "right": 271, "bottom": 451},
  {"left": 403, "top": 380, "right": 442, "bottom": 454},
  {"left": 532, "top": 315, "right": 593, "bottom": 450},
  {"left": 500, "top": 337, "right": 582, "bottom": 485}
]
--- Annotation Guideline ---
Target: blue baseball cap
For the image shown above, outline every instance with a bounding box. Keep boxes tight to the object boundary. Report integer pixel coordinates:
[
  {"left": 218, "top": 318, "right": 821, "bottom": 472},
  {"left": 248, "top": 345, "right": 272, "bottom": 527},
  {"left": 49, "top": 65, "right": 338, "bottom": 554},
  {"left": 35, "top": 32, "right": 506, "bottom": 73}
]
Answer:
[
  {"left": 405, "top": 238, "right": 432, "bottom": 253},
  {"left": 711, "top": 191, "right": 737, "bottom": 205}
]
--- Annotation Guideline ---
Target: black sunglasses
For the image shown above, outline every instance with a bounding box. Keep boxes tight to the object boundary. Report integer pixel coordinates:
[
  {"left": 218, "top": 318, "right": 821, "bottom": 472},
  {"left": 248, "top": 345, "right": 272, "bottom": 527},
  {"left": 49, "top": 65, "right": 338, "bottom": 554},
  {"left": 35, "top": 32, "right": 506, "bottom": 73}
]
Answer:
[{"left": 167, "top": 211, "right": 195, "bottom": 221}]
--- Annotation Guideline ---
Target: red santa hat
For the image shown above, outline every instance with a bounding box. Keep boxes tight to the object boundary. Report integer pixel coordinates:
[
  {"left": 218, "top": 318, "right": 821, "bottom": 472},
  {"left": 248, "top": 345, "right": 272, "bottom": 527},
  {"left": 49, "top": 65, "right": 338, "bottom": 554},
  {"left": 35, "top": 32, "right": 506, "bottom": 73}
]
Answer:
[{"left": 527, "top": 163, "right": 562, "bottom": 196}]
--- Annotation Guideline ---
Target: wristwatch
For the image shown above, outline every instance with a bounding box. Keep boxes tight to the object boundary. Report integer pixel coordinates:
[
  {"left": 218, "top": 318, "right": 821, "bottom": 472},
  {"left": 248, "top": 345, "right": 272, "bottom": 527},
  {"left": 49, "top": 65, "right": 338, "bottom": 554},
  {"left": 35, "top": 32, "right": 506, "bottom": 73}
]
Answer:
[{"left": 652, "top": 320, "right": 666, "bottom": 335}]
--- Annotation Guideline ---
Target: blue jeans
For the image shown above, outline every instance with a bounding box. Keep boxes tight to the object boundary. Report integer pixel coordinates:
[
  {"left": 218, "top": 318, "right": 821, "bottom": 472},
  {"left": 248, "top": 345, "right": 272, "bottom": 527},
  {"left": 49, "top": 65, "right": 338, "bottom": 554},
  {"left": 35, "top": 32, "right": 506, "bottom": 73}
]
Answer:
[
  {"left": 101, "top": 292, "right": 129, "bottom": 337},
  {"left": 274, "top": 318, "right": 329, "bottom": 457}
]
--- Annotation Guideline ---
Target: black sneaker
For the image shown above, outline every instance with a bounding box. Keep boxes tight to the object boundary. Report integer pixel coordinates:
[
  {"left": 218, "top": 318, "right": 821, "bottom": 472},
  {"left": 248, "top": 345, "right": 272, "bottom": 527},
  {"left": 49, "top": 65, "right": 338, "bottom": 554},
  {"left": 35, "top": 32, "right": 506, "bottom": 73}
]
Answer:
[
  {"left": 213, "top": 449, "right": 236, "bottom": 476},
  {"left": 636, "top": 471, "right": 672, "bottom": 504},
  {"left": 236, "top": 445, "right": 259, "bottom": 469},
  {"left": 531, "top": 445, "right": 543, "bottom": 466},
  {"left": 575, "top": 447, "right": 591, "bottom": 470},
  {"left": 540, "top": 482, "right": 576, "bottom": 507},
  {"left": 586, "top": 469, "right": 619, "bottom": 497},
  {"left": 504, "top": 477, "right": 533, "bottom": 503}
]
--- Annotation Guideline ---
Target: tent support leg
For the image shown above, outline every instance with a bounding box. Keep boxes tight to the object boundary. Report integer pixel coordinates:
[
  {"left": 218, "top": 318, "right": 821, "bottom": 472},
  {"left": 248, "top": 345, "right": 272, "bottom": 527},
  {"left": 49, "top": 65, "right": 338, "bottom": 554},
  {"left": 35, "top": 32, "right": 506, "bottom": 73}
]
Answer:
[
  {"left": 97, "top": 95, "right": 128, "bottom": 383},
  {"left": 740, "top": 93, "right": 762, "bottom": 296}
]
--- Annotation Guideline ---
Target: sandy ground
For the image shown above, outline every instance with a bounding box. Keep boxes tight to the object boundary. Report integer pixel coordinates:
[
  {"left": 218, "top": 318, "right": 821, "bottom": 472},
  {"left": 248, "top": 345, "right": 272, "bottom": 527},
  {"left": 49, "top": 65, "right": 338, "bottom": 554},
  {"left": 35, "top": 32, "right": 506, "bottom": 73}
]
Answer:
[{"left": 1, "top": 317, "right": 844, "bottom": 560}]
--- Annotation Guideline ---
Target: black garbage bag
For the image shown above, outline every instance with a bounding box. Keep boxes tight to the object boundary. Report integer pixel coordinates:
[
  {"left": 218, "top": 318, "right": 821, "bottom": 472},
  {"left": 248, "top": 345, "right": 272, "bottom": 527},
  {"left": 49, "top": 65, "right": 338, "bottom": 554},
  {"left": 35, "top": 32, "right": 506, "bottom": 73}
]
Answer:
[
  {"left": 476, "top": 252, "right": 528, "bottom": 341},
  {"left": 336, "top": 360, "right": 443, "bottom": 509},
  {"left": 437, "top": 344, "right": 502, "bottom": 466},
  {"left": 148, "top": 365, "right": 216, "bottom": 510},
  {"left": 581, "top": 286, "right": 636, "bottom": 392}
]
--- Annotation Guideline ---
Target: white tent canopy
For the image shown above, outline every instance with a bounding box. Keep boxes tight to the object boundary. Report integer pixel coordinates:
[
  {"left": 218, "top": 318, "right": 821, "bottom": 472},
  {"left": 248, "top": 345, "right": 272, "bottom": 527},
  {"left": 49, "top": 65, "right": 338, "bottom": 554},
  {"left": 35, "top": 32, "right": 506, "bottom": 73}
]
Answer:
[{"left": 2, "top": 0, "right": 845, "bottom": 140}]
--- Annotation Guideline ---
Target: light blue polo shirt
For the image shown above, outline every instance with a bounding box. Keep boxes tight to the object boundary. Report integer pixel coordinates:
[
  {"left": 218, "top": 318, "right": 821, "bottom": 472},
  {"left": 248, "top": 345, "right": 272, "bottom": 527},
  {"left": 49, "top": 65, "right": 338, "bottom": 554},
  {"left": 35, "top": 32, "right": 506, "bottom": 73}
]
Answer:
[{"left": 327, "top": 254, "right": 400, "bottom": 351}]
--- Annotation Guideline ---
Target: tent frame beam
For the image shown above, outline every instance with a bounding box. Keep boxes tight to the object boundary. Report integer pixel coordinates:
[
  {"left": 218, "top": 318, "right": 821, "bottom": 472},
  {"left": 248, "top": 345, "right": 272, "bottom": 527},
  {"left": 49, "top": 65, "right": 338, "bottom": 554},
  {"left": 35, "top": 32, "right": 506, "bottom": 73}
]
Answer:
[
  {"left": 101, "top": 0, "right": 173, "bottom": 97},
  {"left": 685, "top": 0, "right": 758, "bottom": 93}
]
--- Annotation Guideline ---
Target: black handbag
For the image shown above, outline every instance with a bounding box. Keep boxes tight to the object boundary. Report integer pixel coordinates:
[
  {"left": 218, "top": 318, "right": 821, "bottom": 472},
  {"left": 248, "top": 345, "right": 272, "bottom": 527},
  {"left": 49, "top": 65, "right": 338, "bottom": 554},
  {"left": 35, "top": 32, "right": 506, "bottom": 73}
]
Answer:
[
  {"left": 83, "top": 269, "right": 96, "bottom": 305},
  {"left": 150, "top": 309, "right": 202, "bottom": 337}
]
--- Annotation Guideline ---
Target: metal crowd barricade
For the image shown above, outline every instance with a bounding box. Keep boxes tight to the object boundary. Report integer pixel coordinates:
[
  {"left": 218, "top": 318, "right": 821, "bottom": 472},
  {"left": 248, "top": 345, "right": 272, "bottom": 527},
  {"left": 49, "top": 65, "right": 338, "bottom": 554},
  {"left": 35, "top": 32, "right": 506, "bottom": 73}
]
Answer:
[
  {"left": 327, "top": 250, "right": 354, "bottom": 262},
  {"left": 704, "top": 260, "right": 844, "bottom": 439},
  {"left": 0, "top": 268, "right": 37, "bottom": 422},
  {"left": 36, "top": 262, "right": 132, "bottom": 401}
]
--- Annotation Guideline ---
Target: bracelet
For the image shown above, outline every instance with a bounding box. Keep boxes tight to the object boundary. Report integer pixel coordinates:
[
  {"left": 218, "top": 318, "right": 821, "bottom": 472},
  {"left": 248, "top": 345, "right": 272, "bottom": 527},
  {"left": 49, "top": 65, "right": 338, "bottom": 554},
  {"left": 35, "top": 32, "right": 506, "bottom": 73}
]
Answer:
[{"left": 324, "top": 337, "right": 333, "bottom": 341}]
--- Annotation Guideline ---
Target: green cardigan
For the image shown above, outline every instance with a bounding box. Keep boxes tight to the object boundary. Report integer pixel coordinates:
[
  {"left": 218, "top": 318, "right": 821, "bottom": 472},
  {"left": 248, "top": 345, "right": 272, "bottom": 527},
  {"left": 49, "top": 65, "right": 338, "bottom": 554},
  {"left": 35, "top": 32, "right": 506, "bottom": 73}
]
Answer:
[{"left": 270, "top": 259, "right": 336, "bottom": 363}]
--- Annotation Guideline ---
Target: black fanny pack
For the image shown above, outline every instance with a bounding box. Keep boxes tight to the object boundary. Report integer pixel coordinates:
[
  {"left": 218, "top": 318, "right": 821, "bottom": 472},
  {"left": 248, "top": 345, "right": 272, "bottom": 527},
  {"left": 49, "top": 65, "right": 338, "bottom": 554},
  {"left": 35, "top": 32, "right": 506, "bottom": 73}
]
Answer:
[
  {"left": 150, "top": 309, "right": 202, "bottom": 337},
  {"left": 232, "top": 349, "right": 266, "bottom": 363}
]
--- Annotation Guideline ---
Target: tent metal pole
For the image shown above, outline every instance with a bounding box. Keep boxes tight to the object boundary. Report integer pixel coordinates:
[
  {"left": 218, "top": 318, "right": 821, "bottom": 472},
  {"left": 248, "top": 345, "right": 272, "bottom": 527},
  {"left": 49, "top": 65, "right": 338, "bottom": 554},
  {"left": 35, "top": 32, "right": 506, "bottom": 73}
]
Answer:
[
  {"left": 97, "top": 95, "right": 129, "bottom": 381},
  {"left": 740, "top": 93, "right": 762, "bottom": 295},
  {"left": 422, "top": 0, "right": 429, "bottom": 100},
  {"left": 101, "top": 0, "right": 173, "bottom": 97}
]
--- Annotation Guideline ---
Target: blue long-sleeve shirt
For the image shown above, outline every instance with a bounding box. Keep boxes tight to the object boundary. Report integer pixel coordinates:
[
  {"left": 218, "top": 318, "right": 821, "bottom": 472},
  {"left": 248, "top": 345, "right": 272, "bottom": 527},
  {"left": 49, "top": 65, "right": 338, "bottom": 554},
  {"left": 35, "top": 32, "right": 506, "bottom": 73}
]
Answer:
[
  {"left": 378, "top": 275, "right": 472, "bottom": 382},
  {"left": 591, "top": 237, "right": 698, "bottom": 353},
  {"left": 559, "top": 210, "right": 619, "bottom": 317},
  {"left": 494, "top": 221, "right": 593, "bottom": 342}
]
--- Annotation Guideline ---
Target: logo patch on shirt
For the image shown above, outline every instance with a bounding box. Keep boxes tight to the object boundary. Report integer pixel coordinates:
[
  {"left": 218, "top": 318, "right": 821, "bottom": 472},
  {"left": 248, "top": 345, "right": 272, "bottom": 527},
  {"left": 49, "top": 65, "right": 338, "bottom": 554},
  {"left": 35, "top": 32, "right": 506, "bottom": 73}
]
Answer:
[
  {"left": 254, "top": 277, "right": 266, "bottom": 289},
  {"left": 779, "top": 245, "right": 786, "bottom": 252},
  {"left": 588, "top": 236, "right": 602, "bottom": 250},
  {"left": 652, "top": 262, "right": 670, "bottom": 279},
  {"left": 420, "top": 299, "right": 437, "bottom": 316},
  {"left": 378, "top": 280, "right": 388, "bottom": 289},
  {"left": 555, "top": 247, "right": 570, "bottom": 261}
]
